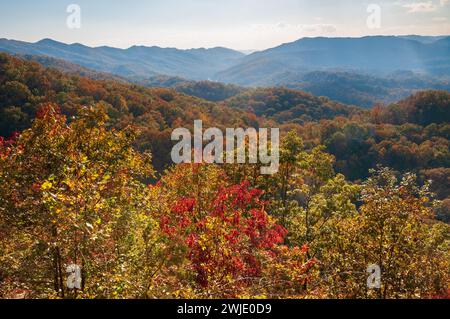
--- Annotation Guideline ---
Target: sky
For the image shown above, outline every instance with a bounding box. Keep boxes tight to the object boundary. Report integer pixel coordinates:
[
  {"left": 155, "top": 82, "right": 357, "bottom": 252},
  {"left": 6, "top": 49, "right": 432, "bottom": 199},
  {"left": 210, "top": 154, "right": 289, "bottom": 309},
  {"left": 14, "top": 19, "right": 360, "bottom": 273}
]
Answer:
[{"left": 0, "top": 0, "right": 449, "bottom": 50}]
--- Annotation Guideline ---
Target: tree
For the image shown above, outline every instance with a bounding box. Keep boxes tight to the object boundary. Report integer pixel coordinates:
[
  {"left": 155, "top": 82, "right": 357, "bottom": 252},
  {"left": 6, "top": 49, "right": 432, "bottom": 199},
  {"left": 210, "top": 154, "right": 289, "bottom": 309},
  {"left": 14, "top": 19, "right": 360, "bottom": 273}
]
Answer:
[
  {"left": 146, "top": 163, "right": 315, "bottom": 298},
  {"left": 0, "top": 104, "right": 155, "bottom": 298},
  {"left": 315, "top": 168, "right": 449, "bottom": 298}
]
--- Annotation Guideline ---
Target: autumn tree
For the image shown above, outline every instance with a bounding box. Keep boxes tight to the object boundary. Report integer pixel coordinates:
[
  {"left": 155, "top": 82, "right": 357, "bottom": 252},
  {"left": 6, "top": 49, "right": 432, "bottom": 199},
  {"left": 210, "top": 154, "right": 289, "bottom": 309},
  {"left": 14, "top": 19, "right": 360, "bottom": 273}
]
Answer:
[
  {"left": 315, "top": 168, "right": 449, "bottom": 298},
  {"left": 146, "top": 163, "right": 315, "bottom": 298},
  {"left": 0, "top": 103, "right": 155, "bottom": 298}
]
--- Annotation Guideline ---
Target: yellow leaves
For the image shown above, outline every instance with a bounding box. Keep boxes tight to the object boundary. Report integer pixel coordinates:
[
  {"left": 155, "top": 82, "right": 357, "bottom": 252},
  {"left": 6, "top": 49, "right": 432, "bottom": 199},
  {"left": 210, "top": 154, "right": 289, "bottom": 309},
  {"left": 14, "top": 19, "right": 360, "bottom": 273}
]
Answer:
[
  {"left": 102, "top": 173, "right": 111, "bottom": 183},
  {"left": 94, "top": 202, "right": 103, "bottom": 211},
  {"left": 41, "top": 180, "right": 53, "bottom": 190},
  {"left": 199, "top": 234, "right": 208, "bottom": 251}
]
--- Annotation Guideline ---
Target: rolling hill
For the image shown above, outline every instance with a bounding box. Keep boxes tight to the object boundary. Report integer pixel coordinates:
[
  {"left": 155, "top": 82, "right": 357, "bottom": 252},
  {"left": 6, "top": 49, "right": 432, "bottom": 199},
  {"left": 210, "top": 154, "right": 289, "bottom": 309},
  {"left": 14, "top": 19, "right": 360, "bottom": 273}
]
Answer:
[
  {"left": 0, "top": 52, "right": 449, "bottom": 220},
  {"left": 224, "top": 87, "right": 360, "bottom": 124},
  {"left": 216, "top": 36, "right": 450, "bottom": 85},
  {"left": 0, "top": 38, "right": 244, "bottom": 80},
  {"left": 1, "top": 36, "right": 449, "bottom": 108}
]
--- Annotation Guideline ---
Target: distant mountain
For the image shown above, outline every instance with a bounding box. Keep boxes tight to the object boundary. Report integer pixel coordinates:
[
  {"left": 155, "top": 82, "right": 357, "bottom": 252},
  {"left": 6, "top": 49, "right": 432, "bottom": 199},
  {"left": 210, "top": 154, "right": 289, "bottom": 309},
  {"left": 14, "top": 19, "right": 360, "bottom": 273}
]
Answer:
[
  {"left": 21, "top": 54, "right": 128, "bottom": 83},
  {"left": 18, "top": 54, "right": 246, "bottom": 103},
  {"left": 215, "top": 36, "right": 450, "bottom": 85},
  {"left": 398, "top": 35, "right": 448, "bottom": 44},
  {"left": 0, "top": 38, "right": 245, "bottom": 80},
  {"left": 2, "top": 36, "right": 449, "bottom": 108},
  {"left": 239, "top": 49, "right": 259, "bottom": 55},
  {"left": 284, "top": 70, "right": 450, "bottom": 108},
  {"left": 0, "top": 52, "right": 363, "bottom": 170}
]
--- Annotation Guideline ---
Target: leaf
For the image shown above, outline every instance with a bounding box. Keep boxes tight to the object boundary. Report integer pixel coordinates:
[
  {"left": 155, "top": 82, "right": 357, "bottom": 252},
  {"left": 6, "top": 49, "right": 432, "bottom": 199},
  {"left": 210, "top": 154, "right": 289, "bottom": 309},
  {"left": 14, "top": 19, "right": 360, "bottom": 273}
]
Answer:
[{"left": 41, "top": 181, "right": 53, "bottom": 190}]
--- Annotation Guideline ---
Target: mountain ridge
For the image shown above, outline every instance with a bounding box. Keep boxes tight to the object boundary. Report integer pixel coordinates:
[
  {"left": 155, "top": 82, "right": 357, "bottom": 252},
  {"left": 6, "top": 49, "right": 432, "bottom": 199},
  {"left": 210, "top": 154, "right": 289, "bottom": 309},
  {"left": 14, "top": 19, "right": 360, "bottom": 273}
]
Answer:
[
  {"left": 0, "top": 38, "right": 245, "bottom": 80},
  {"left": 215, "top": 35, "right": 450, "bottom": 84},
  {"left": 2, "top": 35, "right": 450, "bottom": 81},
  {"left": 2, "top": 36, "right": 449, "bottom": 108}
]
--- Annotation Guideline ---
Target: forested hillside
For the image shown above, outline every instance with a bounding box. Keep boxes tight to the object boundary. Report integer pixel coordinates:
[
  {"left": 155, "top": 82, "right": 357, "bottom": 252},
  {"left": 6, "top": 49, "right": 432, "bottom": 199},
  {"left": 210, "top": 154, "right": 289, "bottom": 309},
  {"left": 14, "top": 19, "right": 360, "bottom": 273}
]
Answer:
[
  {"left": 18, "top": 54, "right": 245, "bottom": 103},
  {"left": 286, "top": 71, "right": 450, "bottom": 108},
  {"left": 0, "top": 53, "right": 360, "bottom": 169},
  {"left": 1, "top": 54, "right": 448, "bottom": 203},
  {"left": 225, "top": 87, "right": 360, "bottom": 124},
  {"left": 0, "top": 53, "right": 262, "bottom": 170},
  {"left": 0, "top": 53, "right": 449, "bottom": 299},
  {"left": 291, "top": 91, "right": 450, "bottom": 222},
  {"left": 139, "top": 76, "right": 245, "bottom": 102},
  {"left": 2, "top": 36, "right": 450, "bottom": 108},
  {"left": 216, "top": 36, "right": 450, "bottom": 83}
]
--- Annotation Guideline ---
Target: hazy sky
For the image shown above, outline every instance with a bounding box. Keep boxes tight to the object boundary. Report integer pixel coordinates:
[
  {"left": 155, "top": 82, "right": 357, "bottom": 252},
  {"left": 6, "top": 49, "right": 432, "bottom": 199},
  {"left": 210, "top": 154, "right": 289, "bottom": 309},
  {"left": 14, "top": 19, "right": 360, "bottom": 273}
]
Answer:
[{"left": 1, "top": 0, "right": 449, "bottom": 50}]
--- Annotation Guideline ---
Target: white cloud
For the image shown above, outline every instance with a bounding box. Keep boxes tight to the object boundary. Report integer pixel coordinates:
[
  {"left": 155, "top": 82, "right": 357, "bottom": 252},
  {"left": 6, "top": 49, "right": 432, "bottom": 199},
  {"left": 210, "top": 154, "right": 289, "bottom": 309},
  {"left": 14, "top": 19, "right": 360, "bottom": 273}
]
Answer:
[
  {"left": 402, "top": 1, "right": 438, "bottom": 13},
  {"left": 440, "top": 0, "right": 450, "bottom": 6},
  {"left": 432, "top": 16, "right": 448, "bottom": 21}
]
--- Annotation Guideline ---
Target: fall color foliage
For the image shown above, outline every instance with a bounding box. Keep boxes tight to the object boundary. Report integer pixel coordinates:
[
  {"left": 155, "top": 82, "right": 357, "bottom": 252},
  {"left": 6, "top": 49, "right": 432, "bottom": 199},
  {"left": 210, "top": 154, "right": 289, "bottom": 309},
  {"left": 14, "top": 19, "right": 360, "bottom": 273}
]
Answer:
[{"left": 0, "top": 53, "right": 449, "bottom": 299}]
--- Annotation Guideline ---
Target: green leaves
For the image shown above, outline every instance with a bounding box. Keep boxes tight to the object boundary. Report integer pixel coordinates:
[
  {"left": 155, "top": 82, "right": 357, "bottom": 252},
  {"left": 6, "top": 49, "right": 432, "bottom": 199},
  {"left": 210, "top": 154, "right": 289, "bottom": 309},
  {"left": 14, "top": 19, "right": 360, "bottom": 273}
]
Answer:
[
  {"left": 0, "top": 103, "right": 448, "bottom": 299},
  {"left": 0, "top": 105, "right": 155, "bottom": 298}
]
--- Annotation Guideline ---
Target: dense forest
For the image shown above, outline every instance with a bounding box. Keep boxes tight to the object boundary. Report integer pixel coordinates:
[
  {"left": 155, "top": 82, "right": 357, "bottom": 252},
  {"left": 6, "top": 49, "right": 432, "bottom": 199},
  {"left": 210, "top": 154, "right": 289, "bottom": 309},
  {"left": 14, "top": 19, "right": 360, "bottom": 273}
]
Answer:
[
  {"left": 286, "top": 71, "right": 450, "bottom": 108},
  {"left": 0, "top": 53, "right": 449, "bottom": 299},
  {"left": 224, "top": 87, "right": 360, "bottom": 123}
]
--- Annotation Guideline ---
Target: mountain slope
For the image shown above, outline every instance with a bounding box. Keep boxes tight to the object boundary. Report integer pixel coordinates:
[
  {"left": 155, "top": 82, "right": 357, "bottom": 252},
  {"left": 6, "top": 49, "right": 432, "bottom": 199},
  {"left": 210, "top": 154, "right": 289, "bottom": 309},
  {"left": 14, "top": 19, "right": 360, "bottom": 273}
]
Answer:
[
  {"left": 0, "top": 53, "right": 254, "bottom": 170},
  {"left": 215, "top": 36, "right": 450, "bottom": 84},
  {"left": 2, "top": 36, "right": 449, "bottom": 108},
  {"left": 18, "top": 54, "right": 247, "bottom": 102},
  {"left": 1, "top": 52, "right": 449, "bottom": 215},
  {"left": 0, "top": 38, "right": 245, "bottom": 80},
  {"left": 286, "top": 70, "right": 450, "bottom": 108},
  {"left": 224, "top": 87, "right": 360, "bottom": 125}
]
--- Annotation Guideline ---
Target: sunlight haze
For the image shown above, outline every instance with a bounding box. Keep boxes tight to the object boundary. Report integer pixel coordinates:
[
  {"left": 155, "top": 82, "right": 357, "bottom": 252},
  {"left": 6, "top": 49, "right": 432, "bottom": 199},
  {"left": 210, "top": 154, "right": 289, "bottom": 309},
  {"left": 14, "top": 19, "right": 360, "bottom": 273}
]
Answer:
[{"left": 1, "top": 0, "right": 449, "bottom": 50}]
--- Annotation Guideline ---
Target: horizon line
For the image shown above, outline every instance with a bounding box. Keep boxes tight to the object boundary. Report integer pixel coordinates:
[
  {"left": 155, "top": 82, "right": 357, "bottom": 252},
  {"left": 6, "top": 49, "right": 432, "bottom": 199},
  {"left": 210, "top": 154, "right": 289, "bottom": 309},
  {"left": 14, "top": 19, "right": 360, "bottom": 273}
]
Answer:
[{"left": 1, "top": 34, "right": 449, "bottom": 53}]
